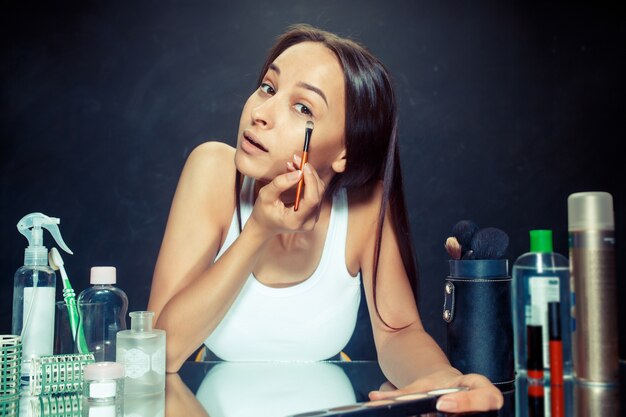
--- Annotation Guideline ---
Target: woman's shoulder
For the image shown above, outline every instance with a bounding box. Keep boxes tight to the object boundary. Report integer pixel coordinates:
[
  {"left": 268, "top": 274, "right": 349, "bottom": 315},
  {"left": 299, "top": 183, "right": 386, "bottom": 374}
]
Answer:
[
  {"left": 346, "top": 181, "right": 384, "bottom": 220},
  {"left": 178, "top": 141, "right": 237, "bottom": 220},
  {"left": 345, "top": 181, "right": 384, "bottom": 272},
  {"left": 183, "top": 141, "right": 236, "bottom": 183},
  {"left": 187, "top": 141, "right": 236, "bottom": 167}
]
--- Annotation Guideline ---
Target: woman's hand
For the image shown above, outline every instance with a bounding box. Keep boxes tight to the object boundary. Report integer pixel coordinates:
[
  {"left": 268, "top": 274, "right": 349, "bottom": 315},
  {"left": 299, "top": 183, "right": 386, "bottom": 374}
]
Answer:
[
  {"left": 368, "top": 369, "right": 504, "bottom": 414},
  {"left": 247, "top": 155, "right": 325, "bottom": 237}
]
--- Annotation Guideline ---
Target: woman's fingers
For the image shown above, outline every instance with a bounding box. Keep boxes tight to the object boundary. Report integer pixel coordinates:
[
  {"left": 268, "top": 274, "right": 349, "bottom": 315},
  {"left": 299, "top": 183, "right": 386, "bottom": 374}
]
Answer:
[
  {"left": 435, "top": 374, "right": 503, "bottom": 413},
  {"left": 252, "top": 158, "right": 325, "bottom": 234},
  {"left": 368, "top": 373, "right": 503, "bottom": 413},
  {"left": 299, "top": 163, "right": 324, "bottom": 209},
  {"left": 259, "top": 170, "right": 302, "bottom": 203}
]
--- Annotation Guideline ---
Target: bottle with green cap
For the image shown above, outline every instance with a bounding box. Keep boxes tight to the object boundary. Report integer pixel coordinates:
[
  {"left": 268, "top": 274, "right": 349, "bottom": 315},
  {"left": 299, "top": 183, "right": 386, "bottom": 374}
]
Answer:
[{"left": 511, "top": 229, "right": 573, "bottom": 380}]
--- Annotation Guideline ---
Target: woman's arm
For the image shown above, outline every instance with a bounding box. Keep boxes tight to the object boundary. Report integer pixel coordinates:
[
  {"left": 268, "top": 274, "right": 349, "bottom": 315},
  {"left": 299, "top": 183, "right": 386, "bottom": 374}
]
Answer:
[
  {"left": 353, "top": 185, "right": 451, "bottom": 383},
  {"left": 148, "top": 142, "right": 322, "bottom": 372},
  {"left": 353, "top": 184, "right": 503, "bottom": 413},
  {"left": 148, "top": 141, "right": 260, "bottom": 372}
]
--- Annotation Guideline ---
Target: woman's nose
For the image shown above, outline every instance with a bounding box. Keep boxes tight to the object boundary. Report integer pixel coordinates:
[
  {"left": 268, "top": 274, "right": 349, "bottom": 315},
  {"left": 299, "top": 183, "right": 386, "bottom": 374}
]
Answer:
[{"left": 251, "top": 98, "right": 275, "bottom": 129}]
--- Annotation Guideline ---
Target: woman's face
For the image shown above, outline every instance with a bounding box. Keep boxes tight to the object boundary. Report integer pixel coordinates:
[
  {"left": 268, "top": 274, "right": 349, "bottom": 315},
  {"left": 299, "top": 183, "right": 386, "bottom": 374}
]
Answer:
[{"left": 234, "top": 41, "right": 346, "bottom": 184}]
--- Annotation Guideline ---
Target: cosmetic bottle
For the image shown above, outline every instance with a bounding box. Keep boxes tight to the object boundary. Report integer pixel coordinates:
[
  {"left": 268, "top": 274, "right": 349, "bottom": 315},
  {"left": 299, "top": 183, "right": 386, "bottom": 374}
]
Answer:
[
  {"left": 116, "top": 311, "right": 165, "bottom": 395},
  {"left": 511, "top": 230, "right": 572, "bottom": 379},
  {"left": 12, "top": 213, "right": 73, "bottom": 382},
  {"left": 77, "top": 267, "right": 128, "bottom": 362},
  {"left": 568, "top": 191, "right": 618, "bottom": 385}
]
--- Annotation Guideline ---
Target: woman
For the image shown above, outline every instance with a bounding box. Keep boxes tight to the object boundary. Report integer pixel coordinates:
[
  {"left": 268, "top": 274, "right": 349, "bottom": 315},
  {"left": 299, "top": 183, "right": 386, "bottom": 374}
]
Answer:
[{"left": 148, "top": 23, "right": 503, "bottom": 413}]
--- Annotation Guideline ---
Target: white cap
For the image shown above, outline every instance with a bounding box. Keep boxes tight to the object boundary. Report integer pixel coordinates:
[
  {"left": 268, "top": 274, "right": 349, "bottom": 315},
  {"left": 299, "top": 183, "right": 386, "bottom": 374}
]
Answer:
[
  {"left": 567, "top": 191, "right": 614, "bottom": 231},
  {"left": 84, "top": 361, "right": 124, "bottom": 380},
  {"left": 90, "top": 267, "right": 117, "bottom": 284}
]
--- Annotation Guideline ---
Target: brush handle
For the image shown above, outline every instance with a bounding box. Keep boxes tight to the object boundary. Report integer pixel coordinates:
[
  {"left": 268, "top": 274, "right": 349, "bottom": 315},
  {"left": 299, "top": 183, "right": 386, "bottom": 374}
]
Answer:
[
  {"left": 63, "top": 288, "right": 79, "bottom": 335},
  {"left": 63, "top": 288, "right": 89, "bottom": 354},
  {"left": 59, "top": 265, "right": 89, "bottom": 354},
  {"left": 294, "top": 151, "right": 308, "bottom": 211}
]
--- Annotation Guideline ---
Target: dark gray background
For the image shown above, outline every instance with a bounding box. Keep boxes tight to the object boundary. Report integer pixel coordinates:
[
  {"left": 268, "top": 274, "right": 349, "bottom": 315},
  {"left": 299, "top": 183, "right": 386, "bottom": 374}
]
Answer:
[{"left": 1, "top": 1, "right": 624, "bottom": 361}]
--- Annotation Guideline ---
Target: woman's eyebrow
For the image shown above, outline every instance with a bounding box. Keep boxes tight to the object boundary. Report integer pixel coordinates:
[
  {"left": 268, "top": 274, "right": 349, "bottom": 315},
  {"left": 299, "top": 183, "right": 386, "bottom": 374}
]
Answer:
[
  {"left": 269, "top": 63, "right": 281, "bottom": 74},
  {"left": 268, "top": 63, "right": 329, "bottom": 108},
  {"left": 296, "top": 82, "right": 328, "bottom": 107}
]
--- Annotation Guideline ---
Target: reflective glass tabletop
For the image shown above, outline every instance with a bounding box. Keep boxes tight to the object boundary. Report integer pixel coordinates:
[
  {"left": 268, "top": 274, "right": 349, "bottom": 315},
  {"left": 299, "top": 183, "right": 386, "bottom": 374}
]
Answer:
[{"left": 5, "top": 360, "right": 624, "bottom": 417}]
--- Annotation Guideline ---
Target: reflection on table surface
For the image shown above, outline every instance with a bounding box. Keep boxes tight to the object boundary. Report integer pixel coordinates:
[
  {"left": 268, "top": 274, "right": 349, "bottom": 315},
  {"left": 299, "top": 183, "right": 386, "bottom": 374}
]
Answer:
[
  {"left": 515, "top": 375, "right": 623, "bottom": 417},
  {"left": 6, "top": 361, "right": 625, "bottom": 417},
  {"left": 172, "top": 361, "right": 625, "bottom": 417},
  {"left": 174, "top": 361, "right": 387, "bottom": 417}
]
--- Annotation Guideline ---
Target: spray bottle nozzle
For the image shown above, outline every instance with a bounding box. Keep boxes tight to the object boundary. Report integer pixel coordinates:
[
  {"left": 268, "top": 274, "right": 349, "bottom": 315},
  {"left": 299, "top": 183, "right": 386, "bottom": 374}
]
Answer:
[{"left": 17, "top": 212, "right": 73, "bottom": 266}]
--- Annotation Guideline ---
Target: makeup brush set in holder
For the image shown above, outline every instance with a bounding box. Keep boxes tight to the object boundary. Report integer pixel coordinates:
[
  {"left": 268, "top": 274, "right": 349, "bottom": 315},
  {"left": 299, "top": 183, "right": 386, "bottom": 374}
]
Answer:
[{"left": 442, "top": 220, "right": 515, "bottom": 393}]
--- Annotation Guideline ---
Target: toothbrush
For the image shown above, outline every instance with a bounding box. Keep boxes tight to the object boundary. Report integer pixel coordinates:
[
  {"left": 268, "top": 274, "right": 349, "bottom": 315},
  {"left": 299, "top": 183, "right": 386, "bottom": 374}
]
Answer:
[{"left": 49, "top": 247, "right": 89, "bottom": 354}]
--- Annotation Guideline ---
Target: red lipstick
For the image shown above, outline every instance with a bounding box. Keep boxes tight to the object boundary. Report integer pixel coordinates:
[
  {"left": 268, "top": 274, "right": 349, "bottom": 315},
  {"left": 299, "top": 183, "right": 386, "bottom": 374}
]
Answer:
[
  {"left": 548, "top": 302, "right": 564, "bottom": 417},
  {"left": 527, "top": 324, "right": 545, "bottom": 417}
]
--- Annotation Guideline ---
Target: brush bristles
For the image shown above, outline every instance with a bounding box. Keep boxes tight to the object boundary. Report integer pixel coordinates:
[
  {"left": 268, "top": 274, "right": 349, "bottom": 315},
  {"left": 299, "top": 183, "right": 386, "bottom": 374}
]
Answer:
[
  {"left": 305, "top": 121, "right": 314, "bottom": 130},
  {"left": 445, "top": 237, "right": 462, "bottom": 260},
  {"left": 470, "top": 227, "right": 509, "bottom": 259}
]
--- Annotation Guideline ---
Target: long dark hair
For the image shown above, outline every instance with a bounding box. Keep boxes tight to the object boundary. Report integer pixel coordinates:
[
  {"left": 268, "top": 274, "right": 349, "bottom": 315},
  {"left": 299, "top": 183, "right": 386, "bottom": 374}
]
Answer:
[{"left": 236, "top": 24, "right": 418, "bottom": 328}]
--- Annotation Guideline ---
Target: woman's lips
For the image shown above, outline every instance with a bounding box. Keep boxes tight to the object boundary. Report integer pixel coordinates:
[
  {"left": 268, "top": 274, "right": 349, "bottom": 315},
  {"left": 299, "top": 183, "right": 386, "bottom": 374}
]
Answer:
[{"left": 242, "top": 132, "right": 268, "bottom": 152}]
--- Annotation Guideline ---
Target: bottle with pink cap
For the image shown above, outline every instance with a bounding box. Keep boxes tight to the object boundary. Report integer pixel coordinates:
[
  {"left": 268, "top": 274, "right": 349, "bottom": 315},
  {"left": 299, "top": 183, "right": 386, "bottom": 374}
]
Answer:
[{"left": 77, "top": 266, "right": 128, "bottom": 362}]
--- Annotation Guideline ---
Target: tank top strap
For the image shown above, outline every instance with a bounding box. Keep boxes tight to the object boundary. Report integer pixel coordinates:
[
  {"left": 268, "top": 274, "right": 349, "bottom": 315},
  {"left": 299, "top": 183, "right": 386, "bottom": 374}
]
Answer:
[
  {"left": 239, "top": 175, "right": 255, "bottom": 227},
  {"left": 326, "top": 188, "right": 348, "bottom": 267}
]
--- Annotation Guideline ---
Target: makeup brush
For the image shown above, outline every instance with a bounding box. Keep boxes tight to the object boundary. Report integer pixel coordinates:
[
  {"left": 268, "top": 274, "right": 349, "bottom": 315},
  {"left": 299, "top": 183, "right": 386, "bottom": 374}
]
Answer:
[
  {"left": 445, "top": 237, "right": 462, "bottom": 260},
  {"left": 452, "top": 220, "right": 479, "bottom": 258},
  {"left": 294, "top": 120, "right": 314, "bottom": 211},
  {"left": 469, "top": 227, "right": 509, "bottom": 260}
]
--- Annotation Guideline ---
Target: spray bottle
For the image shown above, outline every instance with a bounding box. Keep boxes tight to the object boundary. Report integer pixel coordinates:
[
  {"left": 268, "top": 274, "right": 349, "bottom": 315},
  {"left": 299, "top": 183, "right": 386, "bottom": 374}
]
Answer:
[{"left": 12, "top": 212, "right": 73, "bottom": 381}]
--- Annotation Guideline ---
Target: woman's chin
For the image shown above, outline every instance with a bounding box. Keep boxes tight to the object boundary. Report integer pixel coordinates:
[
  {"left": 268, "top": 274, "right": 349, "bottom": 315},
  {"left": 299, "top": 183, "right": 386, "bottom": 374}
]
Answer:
[{"left": 235, "top": 153, "right": 285, "bottom": 182}]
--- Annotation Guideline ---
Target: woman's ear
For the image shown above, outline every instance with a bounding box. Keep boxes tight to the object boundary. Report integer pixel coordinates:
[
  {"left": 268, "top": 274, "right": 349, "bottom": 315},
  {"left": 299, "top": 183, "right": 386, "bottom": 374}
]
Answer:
[{"left": 331, "top": 149, "right": 347, "bottom": 174}]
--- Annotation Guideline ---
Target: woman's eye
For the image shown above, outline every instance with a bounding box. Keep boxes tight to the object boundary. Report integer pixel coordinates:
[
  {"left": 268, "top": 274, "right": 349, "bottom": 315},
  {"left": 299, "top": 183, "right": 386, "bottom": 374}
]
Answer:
[
  {"left": 259, "top": 83, "right": 275, "bottom": 95},
  {"left": 295, "top": 103, "right": 313, "bottom": 117}
]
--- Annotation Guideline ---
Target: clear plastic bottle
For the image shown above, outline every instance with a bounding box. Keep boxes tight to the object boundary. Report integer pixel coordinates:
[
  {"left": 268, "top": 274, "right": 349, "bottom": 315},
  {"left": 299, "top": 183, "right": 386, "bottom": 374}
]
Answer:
[
  {"left": 77, "top": 267, "right": 128, "bottom": 362},
  {"left": 12, "top": 212, "right": 73, "bottom": 381},
  {"left": 116, "top": 311, "right": 166, "bottom": 395},
  {"left": 13, "top": 264, "right": 56, "bottom": 378},
  {"left": 512, "top": 230, "right": 573, "bottom": 379}
]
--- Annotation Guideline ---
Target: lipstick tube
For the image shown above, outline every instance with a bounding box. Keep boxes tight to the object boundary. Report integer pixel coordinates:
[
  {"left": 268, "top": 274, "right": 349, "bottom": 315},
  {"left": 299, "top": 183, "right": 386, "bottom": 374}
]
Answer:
[
  {"left": 549, "top": 302, "right": 564, "bottom": 417},
  {"left": 527, "top": 324, "right": 545, "bottom": 417}
]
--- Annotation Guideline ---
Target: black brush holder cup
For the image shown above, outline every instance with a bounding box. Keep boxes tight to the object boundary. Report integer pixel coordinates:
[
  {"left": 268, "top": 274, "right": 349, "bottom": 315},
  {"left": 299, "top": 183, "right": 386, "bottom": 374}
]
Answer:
[{"left": 443, "top": 259, "right": 515, "bottom": 391}]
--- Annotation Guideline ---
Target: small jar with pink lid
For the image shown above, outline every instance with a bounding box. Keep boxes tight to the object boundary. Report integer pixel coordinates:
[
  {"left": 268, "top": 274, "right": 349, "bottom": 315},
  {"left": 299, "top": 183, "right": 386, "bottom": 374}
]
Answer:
[{"left": 83, "top": 361, "right": 124, "bottom": 403}]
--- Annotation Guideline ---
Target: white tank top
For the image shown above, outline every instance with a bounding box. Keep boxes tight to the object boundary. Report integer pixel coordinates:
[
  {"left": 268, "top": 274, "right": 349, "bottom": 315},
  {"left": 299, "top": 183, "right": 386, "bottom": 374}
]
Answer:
[{"left": 204, "top": 176, "right": 361, "bottom": 361}]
